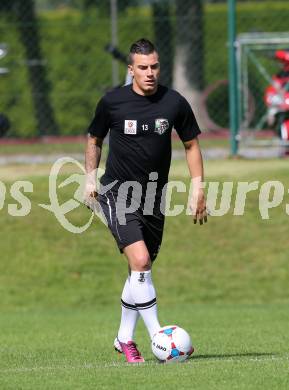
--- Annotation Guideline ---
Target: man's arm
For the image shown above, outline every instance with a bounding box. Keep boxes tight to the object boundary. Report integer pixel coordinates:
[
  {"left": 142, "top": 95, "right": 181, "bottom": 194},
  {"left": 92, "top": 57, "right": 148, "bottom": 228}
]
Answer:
[
  {"left": 84, "top": 134, "right": 103, "bottom": 202},
  {"left": 183, "top": 137, "right": 207, "bottom": 225}
]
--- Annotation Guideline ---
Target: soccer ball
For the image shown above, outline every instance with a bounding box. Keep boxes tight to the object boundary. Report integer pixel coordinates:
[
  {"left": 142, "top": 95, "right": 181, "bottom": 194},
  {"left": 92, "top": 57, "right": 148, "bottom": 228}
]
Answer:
[{"left": 151, "top": 325, "right": 194, "bottom": 363}]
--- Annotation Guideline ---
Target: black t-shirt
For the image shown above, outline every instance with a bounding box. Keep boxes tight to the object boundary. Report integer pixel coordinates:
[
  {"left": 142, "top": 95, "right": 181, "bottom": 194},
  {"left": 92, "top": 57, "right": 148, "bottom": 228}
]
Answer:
[{"left": 87, "top": 84, "right": 201, "bottom": 200}]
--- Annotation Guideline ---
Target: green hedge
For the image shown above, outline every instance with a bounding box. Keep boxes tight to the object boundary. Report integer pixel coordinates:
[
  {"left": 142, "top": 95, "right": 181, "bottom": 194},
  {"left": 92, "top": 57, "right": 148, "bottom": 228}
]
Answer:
[{"left": 0, "top": 2, "right": 289, "bottom": 136}]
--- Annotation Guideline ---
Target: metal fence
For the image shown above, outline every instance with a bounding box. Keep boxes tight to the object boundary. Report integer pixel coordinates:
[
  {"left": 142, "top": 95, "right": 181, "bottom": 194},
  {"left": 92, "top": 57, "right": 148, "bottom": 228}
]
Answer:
[{"left": 0, "top": 0, "right": 289, "bottom": 138}]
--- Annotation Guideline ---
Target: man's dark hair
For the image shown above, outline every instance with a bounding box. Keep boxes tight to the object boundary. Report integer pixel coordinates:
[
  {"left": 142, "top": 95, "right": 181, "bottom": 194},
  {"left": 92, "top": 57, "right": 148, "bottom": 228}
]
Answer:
[{"left": 128, "top": 38, "right": 156, "bottom": 64}]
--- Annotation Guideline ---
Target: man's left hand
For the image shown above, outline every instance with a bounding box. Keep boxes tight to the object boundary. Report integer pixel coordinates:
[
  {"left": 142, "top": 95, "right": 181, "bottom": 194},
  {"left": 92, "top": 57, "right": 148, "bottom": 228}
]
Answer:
[{"left": 190, "top": 189, "right": 208, "bottom": 225}]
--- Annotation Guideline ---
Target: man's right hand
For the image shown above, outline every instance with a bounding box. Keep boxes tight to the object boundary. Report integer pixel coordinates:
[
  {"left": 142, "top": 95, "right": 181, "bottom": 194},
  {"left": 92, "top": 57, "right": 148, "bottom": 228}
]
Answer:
[{"left": 83, "top": 181, "right": 98, "bottom": 211}]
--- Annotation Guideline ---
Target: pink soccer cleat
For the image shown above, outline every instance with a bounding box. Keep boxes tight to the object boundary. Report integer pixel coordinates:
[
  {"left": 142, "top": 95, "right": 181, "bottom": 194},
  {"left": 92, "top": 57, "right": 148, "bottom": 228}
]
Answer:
[{"left": 117, "top": 339, "right": 145, "bottom": 363}]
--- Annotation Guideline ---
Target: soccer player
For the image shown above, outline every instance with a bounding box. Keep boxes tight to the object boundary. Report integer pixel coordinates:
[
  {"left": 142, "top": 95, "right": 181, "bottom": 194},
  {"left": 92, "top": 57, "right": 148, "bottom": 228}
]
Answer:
[{"left": 84, "top": 38, "right": 207, "bottom": 363}]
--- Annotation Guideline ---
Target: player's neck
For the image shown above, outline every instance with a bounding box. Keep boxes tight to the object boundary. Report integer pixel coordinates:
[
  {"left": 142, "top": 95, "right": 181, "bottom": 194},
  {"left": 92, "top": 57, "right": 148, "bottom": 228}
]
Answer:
[{"left": 132, "top": 82, "right": 158, "bottom": 97}]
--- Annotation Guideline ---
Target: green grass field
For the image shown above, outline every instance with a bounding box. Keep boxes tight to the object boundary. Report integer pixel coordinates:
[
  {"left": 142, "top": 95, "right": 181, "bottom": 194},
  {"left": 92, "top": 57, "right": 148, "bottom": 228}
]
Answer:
[
  {"left": 0, "top": 137, "right": 229, "bottom": 156},
  {"left": 0, "top": 141, "right": 86, "bottom": 156},
  {"left": 1, "top": 157, "right": 289, "bottom": 389},
  {"left": 1, "top": 305, "right": 288, "bottom": 389}
]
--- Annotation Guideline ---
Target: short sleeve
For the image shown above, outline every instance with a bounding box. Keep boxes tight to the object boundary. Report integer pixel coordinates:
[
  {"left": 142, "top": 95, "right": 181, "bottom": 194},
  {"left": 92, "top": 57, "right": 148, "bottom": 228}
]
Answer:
[
  {"left": 174, "top": 95, "right": 201, "bottom": 142},
  {"left": 87, "top": 97, "right": 110, "bottom": 138}
]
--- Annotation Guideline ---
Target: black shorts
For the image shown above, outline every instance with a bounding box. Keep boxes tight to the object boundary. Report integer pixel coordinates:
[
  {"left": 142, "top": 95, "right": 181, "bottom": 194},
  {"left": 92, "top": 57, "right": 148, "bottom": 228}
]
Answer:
[{"left": 98, "top": 191, "right": 164, "bottom": 261}]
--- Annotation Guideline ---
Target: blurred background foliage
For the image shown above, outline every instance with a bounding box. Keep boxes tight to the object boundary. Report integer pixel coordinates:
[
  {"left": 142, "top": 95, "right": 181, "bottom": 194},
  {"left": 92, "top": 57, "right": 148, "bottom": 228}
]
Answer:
[{"left": 0, "top": 0, "right": 289, "bottom": 137}]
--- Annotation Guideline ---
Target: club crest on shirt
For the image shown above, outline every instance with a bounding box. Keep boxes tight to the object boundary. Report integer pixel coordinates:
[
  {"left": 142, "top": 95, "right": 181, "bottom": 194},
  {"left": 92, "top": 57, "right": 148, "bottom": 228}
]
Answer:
[
  {"left": 154, "top": 118, "right": 169, "bottom": 135},
  {"left": 124, "top": 119, "right": 137, "bottom": 134}
]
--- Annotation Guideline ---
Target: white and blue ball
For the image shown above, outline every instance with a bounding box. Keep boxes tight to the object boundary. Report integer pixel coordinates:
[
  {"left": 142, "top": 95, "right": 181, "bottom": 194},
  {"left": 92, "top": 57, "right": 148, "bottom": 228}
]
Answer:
[{"left": 151, "top": 325, "right": 194, "bottom": 363}]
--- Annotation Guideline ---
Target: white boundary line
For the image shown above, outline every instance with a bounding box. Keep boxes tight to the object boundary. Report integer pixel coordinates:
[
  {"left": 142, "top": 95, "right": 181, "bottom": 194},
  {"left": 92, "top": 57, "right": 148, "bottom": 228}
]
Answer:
[{"left": 0, "top": 354, "right": 288, "bottom": 374}]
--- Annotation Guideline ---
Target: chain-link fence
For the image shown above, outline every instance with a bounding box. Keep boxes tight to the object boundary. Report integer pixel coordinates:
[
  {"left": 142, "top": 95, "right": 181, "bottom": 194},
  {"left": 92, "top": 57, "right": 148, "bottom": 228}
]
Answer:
[{"left": 0, "top": 0, "right": 289, "bottom": 138}]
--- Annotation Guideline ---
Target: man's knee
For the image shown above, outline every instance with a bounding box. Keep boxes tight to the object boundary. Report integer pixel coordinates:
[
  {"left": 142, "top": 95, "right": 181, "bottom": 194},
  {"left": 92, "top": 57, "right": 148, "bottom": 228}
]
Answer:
[
  {"left": 124, "top": 240, "right": 152, "bottom": 271},
  {"left": 130, "top": 253, "right": 151, "bottom": 271}
]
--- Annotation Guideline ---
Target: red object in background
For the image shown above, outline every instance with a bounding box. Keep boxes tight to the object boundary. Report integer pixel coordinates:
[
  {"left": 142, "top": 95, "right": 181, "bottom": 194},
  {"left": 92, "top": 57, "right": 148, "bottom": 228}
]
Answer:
[
  {"left": 264, "top": 50, "right": 289, "bottom": 111},
  {"left": 275, "top": 50, "right": 289, "bottom": 71},
  {"left": 264, "top": 76, "right": 289, "bottom": 112},
  {"left": 264, "top": 50, "right": 289, "bottom": 140}
]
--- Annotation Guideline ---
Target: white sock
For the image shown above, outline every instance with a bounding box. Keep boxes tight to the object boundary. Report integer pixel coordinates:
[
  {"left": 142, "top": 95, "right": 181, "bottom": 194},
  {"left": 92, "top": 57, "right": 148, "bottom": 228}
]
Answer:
[
  {"left": 117, "top": 276, "right": 140, "bottom": 343},
  {"left": 129, "top": 270, "right": 161, "bottom": 339}
]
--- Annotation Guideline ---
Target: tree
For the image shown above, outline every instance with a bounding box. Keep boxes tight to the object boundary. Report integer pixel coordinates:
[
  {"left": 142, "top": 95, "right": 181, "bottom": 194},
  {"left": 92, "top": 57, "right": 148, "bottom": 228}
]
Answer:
[
  {"left": 152, "top": 0, "right": 173, "bottom": 87},
  {"left": 1, "top": 0, "right": 59, "bottom": 135},
  {"left": 81, "top": 0, "right": 137, "bottom": 14},
  {"left": 173, "top": 0, "right": 205, "bottom": 128}
]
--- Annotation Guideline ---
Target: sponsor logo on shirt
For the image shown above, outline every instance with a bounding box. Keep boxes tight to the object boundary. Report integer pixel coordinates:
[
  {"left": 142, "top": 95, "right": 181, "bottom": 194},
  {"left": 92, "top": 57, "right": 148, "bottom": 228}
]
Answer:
[
  {"left": 124, "top": 119, "right": 137, "bottom": 134},
  {"left": 155, "top": 118, "right": 169, "bottom": 135}
]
